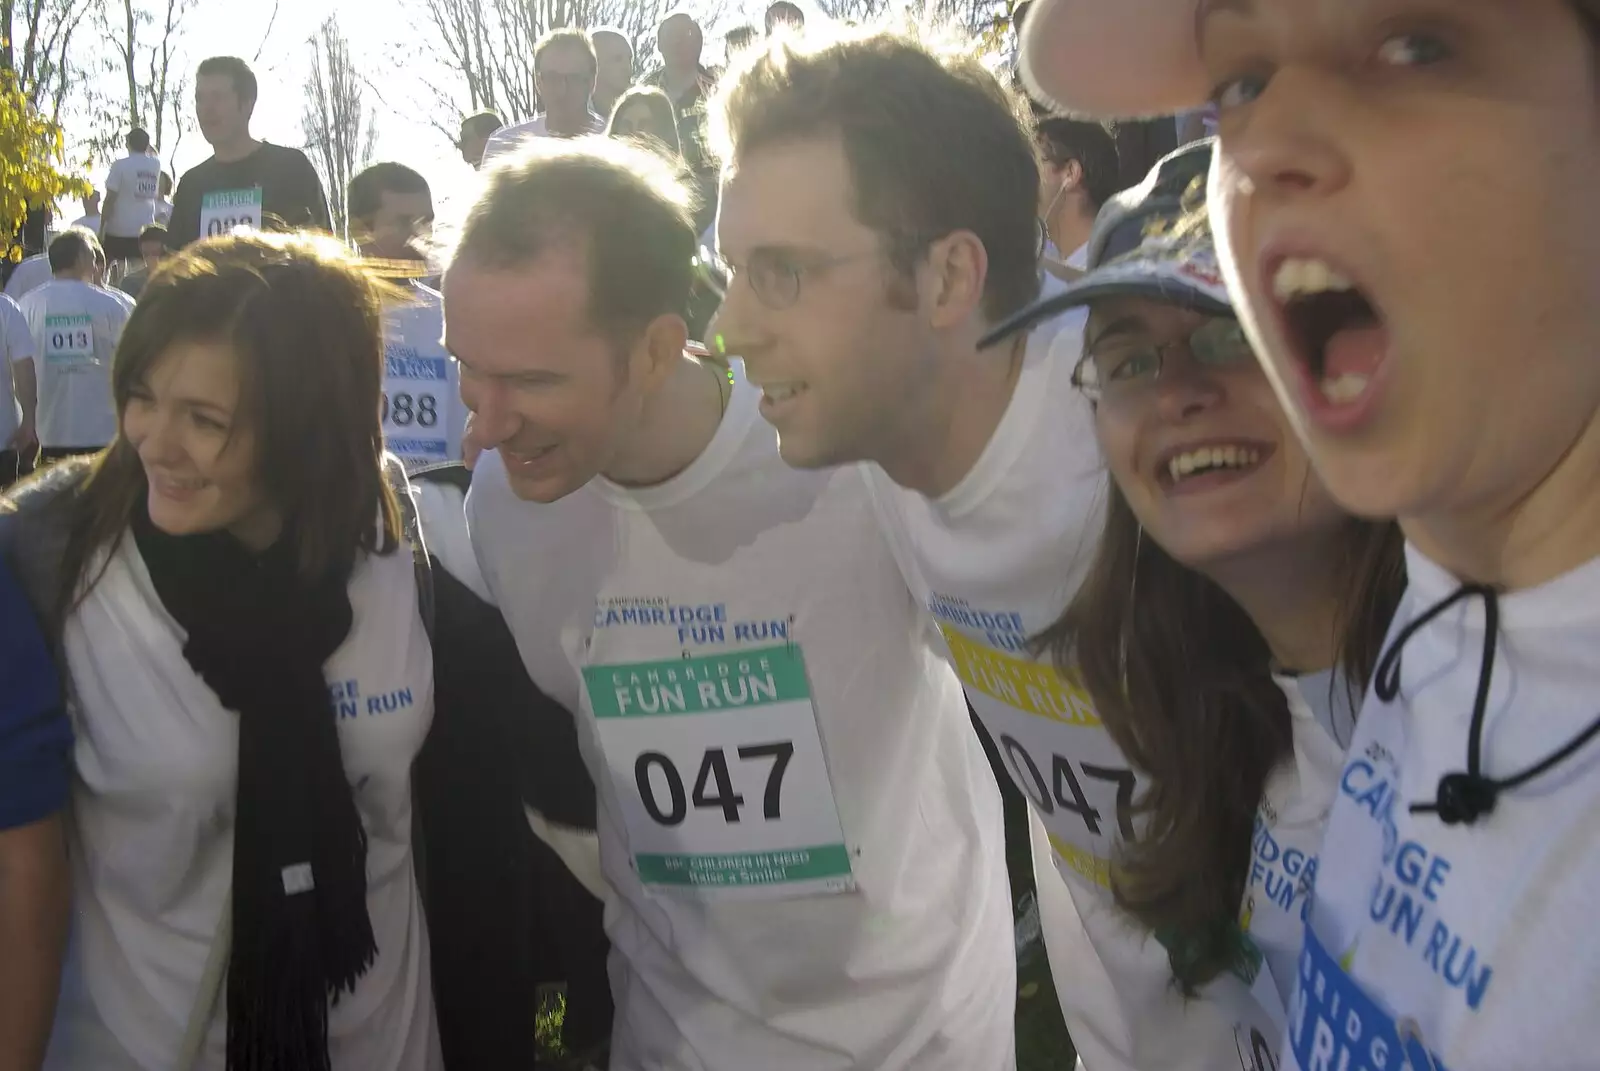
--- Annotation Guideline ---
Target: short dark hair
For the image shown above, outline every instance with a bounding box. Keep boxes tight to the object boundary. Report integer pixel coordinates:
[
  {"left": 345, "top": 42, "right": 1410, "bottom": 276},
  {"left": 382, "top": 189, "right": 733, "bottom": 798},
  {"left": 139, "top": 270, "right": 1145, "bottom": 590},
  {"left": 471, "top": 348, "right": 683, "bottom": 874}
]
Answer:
[
  {"left": 127, "top": 127, "right": 151, "bottom": 152},
  {"left": 455, "top": 137, "right": 696, "bottom": 347},
  {"left": 711, "top": 29, "right": 1042, "bottom": 324},
  {"left": 347, "top": 162, "right": 431, "bottom": 227},
  {"left": 139, "top": 223, "right": 168, "bottom": 244},
  {"left": 724, "top": 24, "right": 758, "bottom": 53},
  {"left": 49, "top": 228, "right": 101, "bottom": 273},
  {"left": 196, "top": 56, "right": 258, "bottom": 109},
  {"left": 764, "top": 1, "right": 805, "bottom": 32},
  {"left": 535, "top": 28, "right": 596, "bottom": 75},
  {"left": 1035, "top": 115, "right": 1122, "bottom": 212}
]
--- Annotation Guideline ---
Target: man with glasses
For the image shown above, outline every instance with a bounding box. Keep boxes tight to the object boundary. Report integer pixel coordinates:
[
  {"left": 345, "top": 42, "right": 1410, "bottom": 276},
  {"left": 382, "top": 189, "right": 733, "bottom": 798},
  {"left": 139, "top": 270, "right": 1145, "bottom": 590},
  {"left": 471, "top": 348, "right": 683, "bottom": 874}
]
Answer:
[
  {"left": 447, "top": 134, "right": 1014, "bottom": 1070},
  {"left": 482, "top": 30, "right": 606, "bottom": 164},
  {"left": 709, "top": 29, "right": 1263, "bottom": 1071}
]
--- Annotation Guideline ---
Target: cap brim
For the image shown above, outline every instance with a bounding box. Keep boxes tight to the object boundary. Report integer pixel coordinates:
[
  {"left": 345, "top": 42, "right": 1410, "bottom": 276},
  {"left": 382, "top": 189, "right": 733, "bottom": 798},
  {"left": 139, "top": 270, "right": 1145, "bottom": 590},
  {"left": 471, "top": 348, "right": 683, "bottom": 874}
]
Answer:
[
  {"left": 980, "top": 273, "right": 1231, "bottom": 350},
  {"left": 1020, "top": 0, "right": 1210, "bottom": 120}
]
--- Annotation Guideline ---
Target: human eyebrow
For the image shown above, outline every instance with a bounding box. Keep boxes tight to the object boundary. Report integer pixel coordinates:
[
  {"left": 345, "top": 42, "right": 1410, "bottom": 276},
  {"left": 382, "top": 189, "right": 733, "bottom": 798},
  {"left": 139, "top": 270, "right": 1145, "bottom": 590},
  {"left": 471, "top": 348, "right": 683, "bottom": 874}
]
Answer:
[
  {"left": 1196, "top": 0, "right": 1256, "bottom": 46},
  {"left": 1085, "top": 316, "right": 1148, "bottom": 352}
]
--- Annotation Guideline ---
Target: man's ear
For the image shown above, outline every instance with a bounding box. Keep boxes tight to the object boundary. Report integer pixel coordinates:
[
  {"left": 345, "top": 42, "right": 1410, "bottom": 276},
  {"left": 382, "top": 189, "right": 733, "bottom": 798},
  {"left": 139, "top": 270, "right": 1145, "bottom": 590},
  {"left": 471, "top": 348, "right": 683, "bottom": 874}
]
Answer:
[
  {"left": 923, "top": 230, "right": 988, "bottom": 330},
  {"left": 630, "top": 312, "right": 691, "bottom": 389}
]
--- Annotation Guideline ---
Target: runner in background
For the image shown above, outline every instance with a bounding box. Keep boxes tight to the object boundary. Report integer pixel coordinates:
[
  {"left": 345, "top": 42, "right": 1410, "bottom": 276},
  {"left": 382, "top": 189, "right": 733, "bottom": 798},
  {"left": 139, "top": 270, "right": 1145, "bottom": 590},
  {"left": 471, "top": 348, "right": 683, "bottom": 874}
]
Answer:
[
  {"left": 1022, "top": 2, "right": 1600, "bottom": 1068},
  {"left": 457, "top": 110, "right": 502, "bottom": 170},
  {"left": 4, "top": 252, "right": 53, "bottom": 302},
  {"left": 590, "top": 27, "right": 635, "bottom": 120},
  {"left": 1034, "top": 115, "right": 1119, "bottom": 280},
  {"left": 710, "top": 28, "right": 1282, "bottom": 1071},
  {"left": 68, "top": 191, "right": 101, "bottom": 234},
  {"left": 607, "top": 87, "right": 683, "bottom": 158},
  {"left": 167, "top": 55, "right": 332, "bottom": 248},
  {"left": 481, "top": 30, "right": 606, "bottom": 163},
  {"left": 450, "top": 136, "right": 1015, "bottom": 1070},
  {"left": 347, "top": 162, "right": 464, "bottom": 471},
  {"left": 764, "top": 1, "right": 805, "bottom": 36},
  {"left": 115, "top": 224, "right": 171, "bottom": 301},
  {"left": 100, "top": 128, "right": 164, "bottom": 263},
  {"left": 0, "top": 293, "right": 37, "bottom": 486},
  {"left": 16, "top": 229, "right": 134, "bottom": 463},
  {"left": 154, "top": 171, "right": 175, "bottom": 225}
]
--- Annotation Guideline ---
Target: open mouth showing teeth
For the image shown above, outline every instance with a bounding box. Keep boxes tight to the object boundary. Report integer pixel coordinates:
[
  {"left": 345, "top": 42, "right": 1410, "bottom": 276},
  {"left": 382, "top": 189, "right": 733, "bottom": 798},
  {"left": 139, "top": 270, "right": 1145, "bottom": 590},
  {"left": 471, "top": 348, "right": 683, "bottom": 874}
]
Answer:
[
  {"left": 1273, "top": 257, "right": 1384, "bottom": 406},
  {"left": 1163, "top": 444, "right": 1266, "bottom": 485}
]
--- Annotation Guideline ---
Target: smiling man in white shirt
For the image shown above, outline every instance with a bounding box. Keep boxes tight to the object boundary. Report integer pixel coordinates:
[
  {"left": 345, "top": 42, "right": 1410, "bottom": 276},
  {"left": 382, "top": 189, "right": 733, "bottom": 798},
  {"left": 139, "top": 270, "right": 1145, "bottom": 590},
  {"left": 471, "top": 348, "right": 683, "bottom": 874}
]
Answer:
[{"left": 448, "top": 135, "right": 1014, "bottom": 1071}]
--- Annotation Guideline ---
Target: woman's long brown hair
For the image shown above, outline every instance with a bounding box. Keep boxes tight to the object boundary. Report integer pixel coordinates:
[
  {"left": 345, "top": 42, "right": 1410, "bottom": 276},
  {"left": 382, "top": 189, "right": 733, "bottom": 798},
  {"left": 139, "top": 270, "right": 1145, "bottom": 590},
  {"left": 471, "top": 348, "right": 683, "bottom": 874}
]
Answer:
[
  {"left": 1036, "top": 478, "right": 1404, "bottom": 994},
  {"left": 28, "top": 232, "right": 403, "bottom": 620}
]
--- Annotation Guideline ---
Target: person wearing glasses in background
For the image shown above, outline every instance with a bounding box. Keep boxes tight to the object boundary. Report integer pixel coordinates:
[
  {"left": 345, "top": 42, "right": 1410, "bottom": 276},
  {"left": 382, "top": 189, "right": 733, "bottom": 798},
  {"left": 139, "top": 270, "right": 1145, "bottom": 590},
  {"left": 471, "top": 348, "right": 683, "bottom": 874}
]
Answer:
[{"left": 481, "top": 30, "right": 606, "bottom": 165}]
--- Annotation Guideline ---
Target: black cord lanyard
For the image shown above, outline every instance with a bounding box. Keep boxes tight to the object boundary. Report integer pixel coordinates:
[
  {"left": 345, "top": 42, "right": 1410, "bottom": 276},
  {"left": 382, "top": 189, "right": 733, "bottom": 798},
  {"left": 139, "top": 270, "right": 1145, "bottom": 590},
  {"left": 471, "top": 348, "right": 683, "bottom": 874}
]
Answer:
[{"left": 1374, "top": 582, "right": 1600, "bottom": 825}]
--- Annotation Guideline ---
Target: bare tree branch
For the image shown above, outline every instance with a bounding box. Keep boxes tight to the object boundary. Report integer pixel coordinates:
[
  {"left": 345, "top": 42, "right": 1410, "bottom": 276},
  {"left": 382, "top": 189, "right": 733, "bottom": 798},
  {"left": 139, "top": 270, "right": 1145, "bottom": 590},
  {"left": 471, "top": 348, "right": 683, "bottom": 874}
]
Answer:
[
  {"left": 252, "top": 0, "right": 279, "bottom": 64},
  {"left": 301, "top": 15, "right": 376, "bottom": 240}
]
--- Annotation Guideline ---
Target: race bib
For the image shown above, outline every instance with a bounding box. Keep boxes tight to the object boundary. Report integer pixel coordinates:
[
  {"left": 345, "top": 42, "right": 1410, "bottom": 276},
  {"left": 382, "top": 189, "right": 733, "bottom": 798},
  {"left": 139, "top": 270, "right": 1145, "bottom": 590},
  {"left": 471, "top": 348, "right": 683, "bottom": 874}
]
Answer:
[
  {"left": 200, "top": 187, "right": 263, "bottom": 238},
  {"left": 382, "top": 342, "right": 452, "bottom": 466},
  {"left": 1288, "top": 928, "right": 1450, "bottom": 1071},
  {"left": 939, "top": 622, "right": 1136, "bottom": 889},
  {"left": 43, "top": 314, "right": 95, "bottom": 368},
  {"left": 583, "top": 644, "right": 856, "bottom": 900}
]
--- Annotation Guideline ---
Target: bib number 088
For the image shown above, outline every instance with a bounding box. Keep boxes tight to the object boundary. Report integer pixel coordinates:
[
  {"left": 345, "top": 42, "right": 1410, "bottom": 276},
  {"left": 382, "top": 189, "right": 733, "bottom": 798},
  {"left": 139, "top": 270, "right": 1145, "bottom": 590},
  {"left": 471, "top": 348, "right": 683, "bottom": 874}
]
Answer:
[
  {"left": 999, "top": 734, "right": 1136, "bottom": 840},
  {"left": 382, "top": 391, "right": 439, "bottom": 428},
  {"left": 635, "top": 741, "right": 794, "bottom": 826}
]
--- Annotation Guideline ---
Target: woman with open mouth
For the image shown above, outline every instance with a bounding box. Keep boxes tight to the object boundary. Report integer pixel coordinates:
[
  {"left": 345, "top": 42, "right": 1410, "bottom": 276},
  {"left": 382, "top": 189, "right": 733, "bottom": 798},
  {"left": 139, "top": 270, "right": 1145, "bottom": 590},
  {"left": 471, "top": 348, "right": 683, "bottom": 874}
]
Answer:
[{"left": 1018, "top": 1, "right": 1600, "bottom": 1068}]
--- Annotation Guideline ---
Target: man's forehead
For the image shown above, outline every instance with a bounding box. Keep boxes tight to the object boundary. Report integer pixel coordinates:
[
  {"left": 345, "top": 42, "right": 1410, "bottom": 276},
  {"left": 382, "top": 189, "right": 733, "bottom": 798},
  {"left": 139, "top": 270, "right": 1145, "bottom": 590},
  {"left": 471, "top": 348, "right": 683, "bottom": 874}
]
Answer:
[{"left": 719, "top": 138, "right": 863, "bottom": 247}]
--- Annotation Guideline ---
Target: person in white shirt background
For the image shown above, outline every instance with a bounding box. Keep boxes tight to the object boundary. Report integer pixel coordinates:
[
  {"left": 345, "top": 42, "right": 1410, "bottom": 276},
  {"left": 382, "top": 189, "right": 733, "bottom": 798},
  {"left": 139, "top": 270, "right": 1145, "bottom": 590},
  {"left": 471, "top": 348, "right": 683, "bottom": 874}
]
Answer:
[
  {"left": 480, "top": 29, "right": 606, "bottom": 164},
  {"left": 101, "top": 127, "right": 165, "bottom": 264},
  {"left": 1034, "top": 115, "right": 1118, "bottom": 281},
  {"left": 449, "top": 136, "right": 1015, "bottom": 1070},
  {"left": 22, "top": 232, "right": 441, "bottom": 1071},
  {"left": 68, "top": 190, "right": 101, "bottom": 234},
  {"left": 16, "top": 228, "right": 134, "bottom": 461},
  {"left": 989, "top": 136, "right": 1404, "bottom": 1058},
  {"left": 1020, "top": 0, "right": 1600, "bottom": 1068},
  {"left": 0, "top": 292, "right": 38, "bottom": 486},
  {"left": 709, "top": 29, "right": 1248, "bottom": 1071},
  {"left": 154, "top": 170, "right": 175, "bottom": 225},
  {"left": 346, "top": 162, "right": 466, "bottom": 472},
  {"left": 4, "top": 252, "right": 54, "bottom": 303}
]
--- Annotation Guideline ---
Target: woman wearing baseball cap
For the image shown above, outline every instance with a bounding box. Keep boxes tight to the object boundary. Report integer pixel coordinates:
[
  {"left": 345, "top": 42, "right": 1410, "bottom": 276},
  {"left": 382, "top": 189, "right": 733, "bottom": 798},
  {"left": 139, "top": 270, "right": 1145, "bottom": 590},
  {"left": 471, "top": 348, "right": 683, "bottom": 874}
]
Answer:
[
  {"left": 1020, "top": 3, "right": 1600, "bottom": 1068},
  {"left": 991, "top": 137, "right": 1404, "bottom": 1063}
]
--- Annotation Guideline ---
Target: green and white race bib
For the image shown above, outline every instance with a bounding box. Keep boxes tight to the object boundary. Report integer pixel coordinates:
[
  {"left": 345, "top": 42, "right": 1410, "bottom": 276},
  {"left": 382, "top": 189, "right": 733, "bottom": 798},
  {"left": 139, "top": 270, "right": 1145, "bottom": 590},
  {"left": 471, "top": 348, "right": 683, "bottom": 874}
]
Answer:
[
  {"left": 583, "top": 644, "right": 856, "bottom": 900},
  {"left": 43, "top": 314, "right": 95, "bottom": 367},
  {"left": 200, "top": 187, "right": 263, "bottom": 238}
]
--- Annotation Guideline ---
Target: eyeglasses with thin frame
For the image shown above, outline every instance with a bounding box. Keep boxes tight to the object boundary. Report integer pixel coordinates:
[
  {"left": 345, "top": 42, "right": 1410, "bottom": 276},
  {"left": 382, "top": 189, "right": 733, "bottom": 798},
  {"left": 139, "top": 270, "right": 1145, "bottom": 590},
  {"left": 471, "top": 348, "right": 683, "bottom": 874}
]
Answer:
[
  {"left": 1071, "top": 316, "right": 1253, "bottom": 404},
  {"left": 696, "top": 243, "right": 895, "bottom": 311}
]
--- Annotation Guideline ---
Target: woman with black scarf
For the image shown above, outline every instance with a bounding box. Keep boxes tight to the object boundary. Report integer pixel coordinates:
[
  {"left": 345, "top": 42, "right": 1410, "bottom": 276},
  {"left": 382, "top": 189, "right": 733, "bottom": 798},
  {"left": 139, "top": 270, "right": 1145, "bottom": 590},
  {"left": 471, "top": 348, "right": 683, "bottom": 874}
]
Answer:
[{"left": 0, "top": 231, "right": 607, "bottom": 1071}]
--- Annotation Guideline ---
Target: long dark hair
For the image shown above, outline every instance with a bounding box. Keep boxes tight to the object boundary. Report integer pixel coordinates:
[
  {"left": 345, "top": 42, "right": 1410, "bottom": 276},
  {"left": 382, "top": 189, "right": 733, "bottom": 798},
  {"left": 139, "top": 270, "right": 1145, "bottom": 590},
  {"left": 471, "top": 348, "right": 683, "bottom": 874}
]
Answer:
[
  {"left": 1037, "top": 478, "right": 1404, "bottom": 994},
  {"left": 42, "top": 231, "right": 402, "bottom": 617}
]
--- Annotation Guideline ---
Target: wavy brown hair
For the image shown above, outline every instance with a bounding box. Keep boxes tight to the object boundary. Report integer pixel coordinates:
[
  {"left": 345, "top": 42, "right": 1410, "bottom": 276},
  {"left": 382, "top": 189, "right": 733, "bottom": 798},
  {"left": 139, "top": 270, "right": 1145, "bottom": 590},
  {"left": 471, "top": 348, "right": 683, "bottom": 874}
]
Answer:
[
  {"left": 1037, "top": 476, "right": 1404, "bottom": 994},
  {"left": 38, "top": 231, "right": 402, "bottom": 618}
]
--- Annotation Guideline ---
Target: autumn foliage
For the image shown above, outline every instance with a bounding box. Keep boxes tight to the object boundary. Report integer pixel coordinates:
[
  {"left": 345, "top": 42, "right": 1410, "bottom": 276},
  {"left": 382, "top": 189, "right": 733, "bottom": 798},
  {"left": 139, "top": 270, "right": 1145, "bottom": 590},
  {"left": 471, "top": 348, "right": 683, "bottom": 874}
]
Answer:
[{"left": 0, "top": 67, "right": 87, "bottom": 261}]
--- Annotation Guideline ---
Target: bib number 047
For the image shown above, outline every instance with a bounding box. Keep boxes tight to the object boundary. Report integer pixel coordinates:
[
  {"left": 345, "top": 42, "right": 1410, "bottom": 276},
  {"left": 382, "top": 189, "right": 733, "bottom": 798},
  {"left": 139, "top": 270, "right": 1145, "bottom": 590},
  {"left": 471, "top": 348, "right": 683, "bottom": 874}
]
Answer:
[
  {"left": 999, "top": 733, "right": 1136, "bottom": 840},
  {"left": 635, "top": 741, "right": 794, "bottom": 826}
]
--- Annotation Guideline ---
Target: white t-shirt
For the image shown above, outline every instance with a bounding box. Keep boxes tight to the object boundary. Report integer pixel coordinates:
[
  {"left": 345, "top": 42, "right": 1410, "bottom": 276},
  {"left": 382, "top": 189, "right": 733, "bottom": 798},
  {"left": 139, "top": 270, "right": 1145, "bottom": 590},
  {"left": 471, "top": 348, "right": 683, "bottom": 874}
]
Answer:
[
  {"left": 71, "top": 213, "right": 102, "bottom": 233},
  {"left": 481, "top": 112, "right": 606, "bottom": 164},
  {"left": 0, "top": 294, "right": 36, "bottom": 444},
  {"left": 863, "top": 256, "right": 1313, "bottom": 1070},
  {"left": 382, "top": 284, "right": 464, "bottom": 471},
  {"left": 1286, "top": 545, "right": 1600, "bottom": 1071},
  {"left": 43, "top": 528, "right": 441, "bottom": 1071},
  {"left": 1248, "top": 672, "right": 1357, "bottom": 1019},
  {"left": 17, "top": 278, "right": 134, "bottom": 448},
  {"left": 4, "top": 253, "right": 53, "bottom": 301},
  {"left": 468, "top": 363, "right": 1015, "bottom": 1071},
  {"left": 155, "top": 198, "right": 174, "bottom": 226},
  {"left": 105, "top": 152, "right": 165, "bottom": 238}
]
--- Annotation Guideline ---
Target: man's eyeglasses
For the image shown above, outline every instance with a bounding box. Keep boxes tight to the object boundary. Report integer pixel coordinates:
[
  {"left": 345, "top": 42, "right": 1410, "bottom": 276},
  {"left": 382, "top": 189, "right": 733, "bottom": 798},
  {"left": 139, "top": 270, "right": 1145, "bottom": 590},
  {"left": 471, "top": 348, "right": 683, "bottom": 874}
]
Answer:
[
  {"left": 1071, "top": 317, "right": 1254, "bottom": 404},
  {"left": 695, "top": 245, "right": 889, "bottom": 311}
]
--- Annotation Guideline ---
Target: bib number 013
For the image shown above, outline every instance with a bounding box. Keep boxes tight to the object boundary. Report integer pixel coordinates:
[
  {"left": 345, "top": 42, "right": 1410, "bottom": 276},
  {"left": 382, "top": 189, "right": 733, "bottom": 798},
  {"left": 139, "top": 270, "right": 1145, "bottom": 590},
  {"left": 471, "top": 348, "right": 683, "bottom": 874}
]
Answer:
[
  {"left": 999, "top": 733, "right": 1136, "bottom": 839},
  {"left": 635, "top": 741, "right": 793, "bottom": 826},
  {"left": 382, "top": 391, "right": 439, "bottom": 428}
]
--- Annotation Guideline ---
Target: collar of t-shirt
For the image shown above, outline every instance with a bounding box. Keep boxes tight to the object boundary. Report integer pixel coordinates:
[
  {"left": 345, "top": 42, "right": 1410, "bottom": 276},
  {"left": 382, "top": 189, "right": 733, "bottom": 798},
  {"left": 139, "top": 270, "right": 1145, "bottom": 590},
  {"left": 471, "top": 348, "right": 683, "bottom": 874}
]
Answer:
[{"left": 589, "top": 359, "right": 759, "bottom": 512}]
